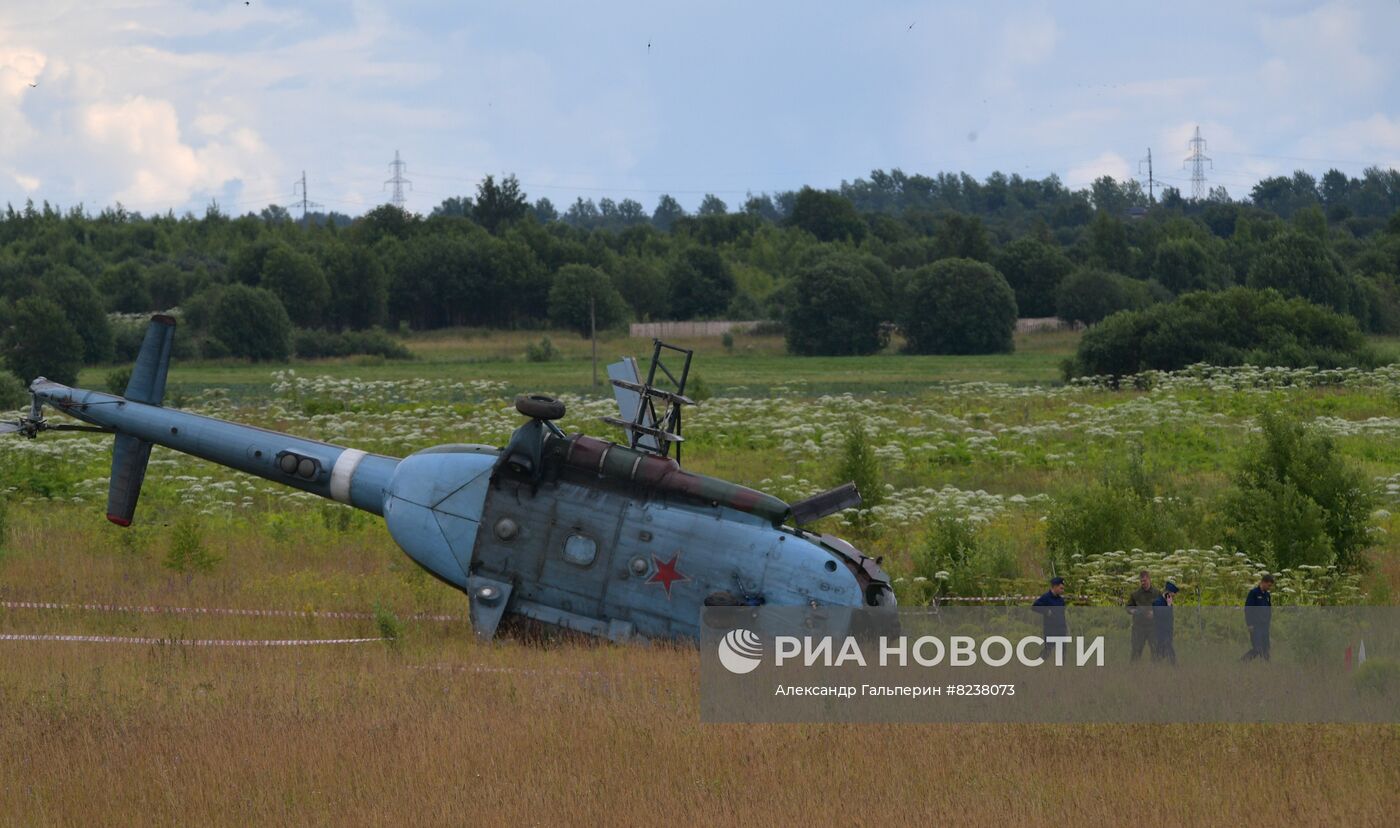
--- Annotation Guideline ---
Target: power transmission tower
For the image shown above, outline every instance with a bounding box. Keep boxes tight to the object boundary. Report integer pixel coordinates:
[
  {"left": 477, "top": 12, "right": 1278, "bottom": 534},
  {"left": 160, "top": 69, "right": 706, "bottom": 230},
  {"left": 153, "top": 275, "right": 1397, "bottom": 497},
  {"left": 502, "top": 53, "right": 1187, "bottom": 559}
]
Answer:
[
  {"left": 291, "top": 171, "right": 322, "bottom": 226},
  {"left": 384, "top": 150, "right": 412, "bottom": 210},
  {"left": 1138, "top": 148, "right": 1156, "bottom": 204},
  {"left": 1183, "top": 126, "right": 1212, "bottom": 201}
]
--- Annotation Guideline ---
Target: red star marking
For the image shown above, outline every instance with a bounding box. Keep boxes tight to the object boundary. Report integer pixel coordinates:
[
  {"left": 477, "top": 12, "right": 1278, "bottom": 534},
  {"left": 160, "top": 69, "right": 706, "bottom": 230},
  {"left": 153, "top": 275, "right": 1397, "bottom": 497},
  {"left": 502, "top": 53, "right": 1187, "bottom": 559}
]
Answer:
[{"left": 647, "top": 553, "right": 690, "bottom": 597}]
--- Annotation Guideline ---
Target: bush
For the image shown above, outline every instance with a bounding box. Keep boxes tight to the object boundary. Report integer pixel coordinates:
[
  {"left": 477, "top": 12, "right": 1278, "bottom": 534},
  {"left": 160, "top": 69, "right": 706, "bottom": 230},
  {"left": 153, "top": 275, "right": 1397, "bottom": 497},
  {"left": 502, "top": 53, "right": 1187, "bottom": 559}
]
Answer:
[
  {"left": 834, "top": 419, "right": 883, "bottom": 509},
  {"left": 1065, "top": 288, "right": 1374, "bottom": 378},
  {"left": 908, "top": 514, "right": 1019, "bottom": 601},
  {"left": 1223, "top": 410, "right": 1374, "bottom": 571},
  {"left": 162, "top": 516, "right": 220, "bottom": 574},
  {"left": 293, "top": 328, "right": 413, "bottom": 360},
  {"left": 375, "top": 603, "right": 403, "bottom": 648},
  {"left": 783, "top": 252, "right": 889, "bottom": 356},
  {"left": 1055, "top": 267, "right": 1152, "bottom": 325},
  {"left": 2, "top": 296, "right": 84, "bottom": 385},
  {"left": 210, "top": 285, "right": 293, "bottom": 361},
  {"left": 1352, "top": 658, "right": 1400, "bottom": 697},
  {"left": 898, "top": 258, "right": 1017, "bottom": 355},
  {"left": 524, "top": 337, "right": 559, "bottom": 363},
  {"left": 105, "top": 366, "right": 132, "bottom": 395},
  {"left": 547, "top": 264, "right": 630, "bottom": 337},
  {"left": 1045, "top": 448, "right": 1201, "bottom": 569},
  {"left": 0, "top": 495, "right": 8, "bottom": 552}
]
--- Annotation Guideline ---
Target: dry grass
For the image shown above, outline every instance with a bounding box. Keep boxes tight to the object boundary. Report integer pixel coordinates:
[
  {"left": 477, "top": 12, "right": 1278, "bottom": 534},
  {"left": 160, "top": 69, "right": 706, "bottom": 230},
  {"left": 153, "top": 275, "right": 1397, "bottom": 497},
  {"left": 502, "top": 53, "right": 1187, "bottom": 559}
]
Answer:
[
  {"left": 2, "top": 516, "right": 1397, "bottom": 825},
  {"left": 0, "top": 637, "right": 1396, "bottom": 826}
]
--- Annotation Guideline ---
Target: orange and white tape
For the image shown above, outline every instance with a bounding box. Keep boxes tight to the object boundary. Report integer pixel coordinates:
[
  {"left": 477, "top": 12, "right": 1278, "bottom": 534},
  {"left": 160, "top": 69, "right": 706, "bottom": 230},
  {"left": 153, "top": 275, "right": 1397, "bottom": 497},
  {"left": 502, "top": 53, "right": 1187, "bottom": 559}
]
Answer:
[
  {"left": 0, "top": 633, "right": 384, "bottom": 646},
  {"left": 1, "top": 600, "right": 462, "bottom": 623}
]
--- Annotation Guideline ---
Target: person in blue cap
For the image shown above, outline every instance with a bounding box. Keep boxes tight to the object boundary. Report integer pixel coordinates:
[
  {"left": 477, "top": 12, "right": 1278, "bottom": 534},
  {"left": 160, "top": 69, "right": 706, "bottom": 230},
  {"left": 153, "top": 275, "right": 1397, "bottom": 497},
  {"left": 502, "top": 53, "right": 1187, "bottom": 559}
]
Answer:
[
  {"left": 1241, "top": 574, "right": 1274, "bottom": 662},
  {"left": 1031, "top": 577, "right": 1068, "bottom": 658},
  {"left": 1152, "top": 582, "right": 1178, "bottom": 665}
]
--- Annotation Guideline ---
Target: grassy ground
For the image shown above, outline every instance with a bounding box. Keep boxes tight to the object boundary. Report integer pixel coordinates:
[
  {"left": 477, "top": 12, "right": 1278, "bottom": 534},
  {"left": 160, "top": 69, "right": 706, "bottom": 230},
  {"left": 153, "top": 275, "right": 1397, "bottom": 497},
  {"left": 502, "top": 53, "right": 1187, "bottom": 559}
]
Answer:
[
  {"left": 4, "top": 328, "right": 1399, "bottom": 824},
  {"left": 83, "top": 327, "right": 1080, "bottom": 399},
  {"left": 2, "top": 508, "right": 1397, "bottom": 824}
]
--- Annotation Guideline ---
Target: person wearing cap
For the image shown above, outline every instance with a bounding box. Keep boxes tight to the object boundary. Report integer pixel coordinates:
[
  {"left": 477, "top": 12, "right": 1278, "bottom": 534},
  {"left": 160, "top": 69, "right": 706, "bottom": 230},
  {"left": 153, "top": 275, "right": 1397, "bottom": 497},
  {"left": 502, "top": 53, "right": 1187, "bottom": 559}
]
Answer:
[
  {"left": 1241, "top": 574, "right": 1275, "bottom": 662},
  {"left": 1152, "top": 582, "right": 1179, "bottom": 665},
  {"left": 1032, "top": 577, "right": 1068, "bottom": 656},
  {"left": 1125, "top": 570, "right": 1161, "bottom": 662}
]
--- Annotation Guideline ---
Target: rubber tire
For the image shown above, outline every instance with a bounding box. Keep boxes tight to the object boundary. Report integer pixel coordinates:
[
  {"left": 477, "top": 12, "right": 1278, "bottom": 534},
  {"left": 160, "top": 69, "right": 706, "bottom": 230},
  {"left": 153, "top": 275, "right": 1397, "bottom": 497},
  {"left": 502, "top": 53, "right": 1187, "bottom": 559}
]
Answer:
[{"left": 515, "top": 393, "right": 566, "bottom": 420}]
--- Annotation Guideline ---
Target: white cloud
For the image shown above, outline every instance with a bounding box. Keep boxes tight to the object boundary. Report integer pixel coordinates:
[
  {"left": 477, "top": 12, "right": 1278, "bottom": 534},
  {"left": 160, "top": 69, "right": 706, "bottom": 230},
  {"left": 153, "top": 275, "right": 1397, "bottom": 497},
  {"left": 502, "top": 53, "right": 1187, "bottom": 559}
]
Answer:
[
  {"left": 1065, "top": 152, "right": 1131, "bottom": 187},
  {"left": 80, "top": 95, "right": 275, "bottom": 206}
]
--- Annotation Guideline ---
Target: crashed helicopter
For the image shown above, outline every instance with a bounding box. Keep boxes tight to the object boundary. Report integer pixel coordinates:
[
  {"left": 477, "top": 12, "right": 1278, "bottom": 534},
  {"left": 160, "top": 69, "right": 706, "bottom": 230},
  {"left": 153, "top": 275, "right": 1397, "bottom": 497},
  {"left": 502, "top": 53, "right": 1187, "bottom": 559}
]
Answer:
[{"left": 2, "top": 315, "right": 895, "bottom": 640}]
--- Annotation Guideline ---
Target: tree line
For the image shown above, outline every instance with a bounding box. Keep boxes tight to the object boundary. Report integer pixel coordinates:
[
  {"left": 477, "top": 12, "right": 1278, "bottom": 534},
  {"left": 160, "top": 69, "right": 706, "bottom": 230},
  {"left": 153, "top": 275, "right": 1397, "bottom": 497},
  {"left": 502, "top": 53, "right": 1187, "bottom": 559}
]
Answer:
[{"left": 1, "top": 165, "right": 1399, "bottom": 385}]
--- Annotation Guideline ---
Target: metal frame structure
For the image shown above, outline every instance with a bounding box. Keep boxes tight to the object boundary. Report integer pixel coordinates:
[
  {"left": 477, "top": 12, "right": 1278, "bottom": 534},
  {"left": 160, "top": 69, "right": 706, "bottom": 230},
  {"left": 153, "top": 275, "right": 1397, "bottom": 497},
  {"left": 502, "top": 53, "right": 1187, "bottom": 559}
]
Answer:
[{"left": 601, "top": 339, "right": 694, "bottom": 462}]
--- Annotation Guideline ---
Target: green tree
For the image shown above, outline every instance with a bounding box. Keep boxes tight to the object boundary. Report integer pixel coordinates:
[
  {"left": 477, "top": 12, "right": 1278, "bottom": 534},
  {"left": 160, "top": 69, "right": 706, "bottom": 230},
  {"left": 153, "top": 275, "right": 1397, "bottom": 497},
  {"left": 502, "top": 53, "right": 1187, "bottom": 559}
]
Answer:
[
  {"left": 260, "top": 246, "right": 330, "bottom": 328},
  {"left": 474, "top": 174, "right": 529, "bottom": 233},
  {"left": 697, "top": 194, "right": 728, "bottom": 216},
  {"left": 145, "top": 262, "right": 186, "bottom": 310},
  {"left": 41, "top": 266, "right": 113, "bottom": 364},
  {"left": 787, "top": 187, "right": 866, "bottom": 243},
  {"left": 210, "top": 285, "right": 293, "bottom": 361},
  {"left": 1056, "top": 267, "right": 1151, "bottom": 325},
  {"left": 96, "top": 261, "right": 153, "bottom": 313},
  {"left": 651, "top": 195, "right": 686, "bottom": 231},
  {"left": 1225, "top": 410, "right": 1373, "bottom": 571},
  {"left": 1152, "top": 237, "right": 1224, "bottom": 294},
  {"left": 1247, "top": 231, "right": 1350, "bottom": 312},
  {"left": 932, "top": 213, "right": 991, "bottom": 261},
  {"left": 1084, "top": 211, "right": 1131, "bottom": 272},
  {"left": 783, "top": 252, "right": 889, "bottom": 356},
  {"left": 666, "top": 247, "right": 735, "bottom": 319},
  {"left": 321, "top": 244, "right": 388, "bottom": 330},
  {"left": 3, "top": 296, "right": 84, "bottom": 385},
  {"left": 548, "top": 264, "right": 630, "bottom": 337},
  {"left": 899, "top": 258, "right": 1017, "bottom": 355},
  {"left": 993, "top": 237, "right": 1072, "bottom": 317},
  {"left": 610, "top": 257, "right": 669, "bottom": 321}
]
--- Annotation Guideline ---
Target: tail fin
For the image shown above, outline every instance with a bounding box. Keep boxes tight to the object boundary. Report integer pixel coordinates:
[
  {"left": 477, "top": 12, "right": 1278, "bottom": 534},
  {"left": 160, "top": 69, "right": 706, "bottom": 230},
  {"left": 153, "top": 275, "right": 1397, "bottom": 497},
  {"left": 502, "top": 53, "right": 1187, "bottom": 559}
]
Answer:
[
  {"left": 107, "top": 434, "right": 152, "bottom": 526},
  {"left": 123, "top": 314, "right": 175, "bottom": 405},
  {"left": 107, "top": 315, "right": 174, "bottom": 526}
]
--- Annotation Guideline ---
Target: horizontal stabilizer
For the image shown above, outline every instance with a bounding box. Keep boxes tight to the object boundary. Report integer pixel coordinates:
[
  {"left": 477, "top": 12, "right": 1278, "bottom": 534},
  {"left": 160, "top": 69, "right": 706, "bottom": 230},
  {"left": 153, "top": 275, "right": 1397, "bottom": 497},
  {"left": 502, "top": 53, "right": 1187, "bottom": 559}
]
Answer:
[
  {"left": 124, "top": 314, "right": 176, "bottom": 405},
  {"left": 107, "top": 433, "right": 153, "bottom": 526}
]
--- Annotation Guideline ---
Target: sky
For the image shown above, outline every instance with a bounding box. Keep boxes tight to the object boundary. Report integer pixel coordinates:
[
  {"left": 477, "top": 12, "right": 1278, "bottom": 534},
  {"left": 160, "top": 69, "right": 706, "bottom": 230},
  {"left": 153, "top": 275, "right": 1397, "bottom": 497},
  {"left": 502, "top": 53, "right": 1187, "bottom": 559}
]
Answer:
[{"left": 0, "top": 0, "right": 1397, "bottom": 218}]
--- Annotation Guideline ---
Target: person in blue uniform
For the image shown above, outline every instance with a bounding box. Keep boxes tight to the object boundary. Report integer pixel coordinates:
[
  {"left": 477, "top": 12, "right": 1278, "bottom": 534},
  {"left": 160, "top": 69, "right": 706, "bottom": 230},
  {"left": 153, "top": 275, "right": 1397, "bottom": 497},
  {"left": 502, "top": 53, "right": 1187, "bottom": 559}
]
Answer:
[
  {"left": 1241, "top": 574, "right": 1274, "bottom": 662},
  {"left": 1152, "top": 582, "right": 1178, "bottom": 665},
  {"left": 1032, "top": 577, "right": 1068, "bottom": 659}
]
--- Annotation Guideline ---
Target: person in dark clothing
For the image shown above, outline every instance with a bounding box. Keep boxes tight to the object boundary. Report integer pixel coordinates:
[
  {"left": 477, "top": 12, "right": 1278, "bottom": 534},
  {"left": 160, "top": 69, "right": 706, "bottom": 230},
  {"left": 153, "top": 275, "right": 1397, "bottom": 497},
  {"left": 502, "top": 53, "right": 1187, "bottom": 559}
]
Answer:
[
  {"left": 1126, "top": 570, "right": 1162, "bottom": 662},
  {"left": 1241, "top": 574, "right": 1274, "bottom": 662},
  {"left": 1032, "top": 577, "right": 1068, "bottom": 658},
  {"left": 1152, "top": 582, "right": 1178, "bottom": 665}
]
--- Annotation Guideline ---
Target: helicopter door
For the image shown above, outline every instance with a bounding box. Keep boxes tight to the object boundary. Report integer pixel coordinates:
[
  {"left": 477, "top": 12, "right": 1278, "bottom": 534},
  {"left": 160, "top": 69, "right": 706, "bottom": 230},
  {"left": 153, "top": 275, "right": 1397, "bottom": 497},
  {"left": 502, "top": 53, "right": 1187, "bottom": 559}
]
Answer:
[{"left": 532, "top": 482, "right": 625, "bottom": 620}]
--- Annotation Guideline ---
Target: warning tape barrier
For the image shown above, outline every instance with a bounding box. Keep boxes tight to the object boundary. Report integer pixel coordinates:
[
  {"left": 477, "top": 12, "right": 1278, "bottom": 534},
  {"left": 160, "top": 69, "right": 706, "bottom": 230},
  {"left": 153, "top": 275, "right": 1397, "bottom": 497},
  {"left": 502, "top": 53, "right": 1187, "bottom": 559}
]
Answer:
[
  {"left": 1, "top": 600, "right": 463, "bottom": 623},
  {"left": 0, "top": 633, "right": 385, "bottom": 646}
]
